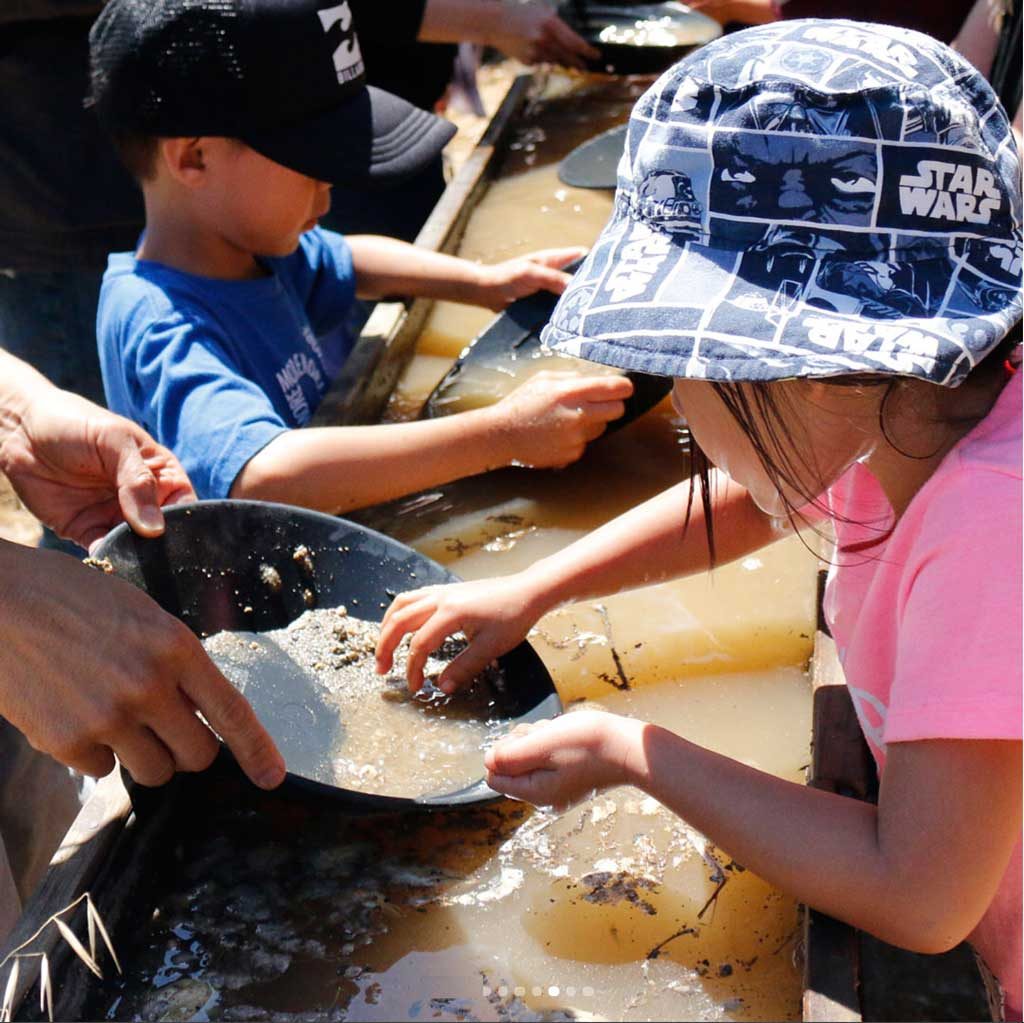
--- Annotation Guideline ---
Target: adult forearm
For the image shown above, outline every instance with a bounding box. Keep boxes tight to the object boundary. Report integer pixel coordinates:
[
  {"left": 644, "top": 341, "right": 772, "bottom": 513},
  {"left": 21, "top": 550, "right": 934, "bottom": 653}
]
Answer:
[
  {"left": 0, "top": 349, "right": 52, "bottom": 445},
  {"left": 232, "top": 413, "right": 512, "bottom": 513},
  {"left": 522, "top": 473, "right": 785, "bottom": 615}
]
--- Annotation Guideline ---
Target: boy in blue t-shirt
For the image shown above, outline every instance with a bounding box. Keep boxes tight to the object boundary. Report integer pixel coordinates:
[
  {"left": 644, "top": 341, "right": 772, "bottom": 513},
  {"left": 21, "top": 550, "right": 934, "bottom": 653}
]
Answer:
[{"left": 91, "top": 0, "right": 631, "bottom": 510}]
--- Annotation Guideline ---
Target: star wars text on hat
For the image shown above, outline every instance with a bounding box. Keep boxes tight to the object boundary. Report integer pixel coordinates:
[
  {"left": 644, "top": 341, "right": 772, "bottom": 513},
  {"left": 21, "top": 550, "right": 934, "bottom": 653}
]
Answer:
[{"left": 899, "top": 161, "right": 1003, "bottom": 226}]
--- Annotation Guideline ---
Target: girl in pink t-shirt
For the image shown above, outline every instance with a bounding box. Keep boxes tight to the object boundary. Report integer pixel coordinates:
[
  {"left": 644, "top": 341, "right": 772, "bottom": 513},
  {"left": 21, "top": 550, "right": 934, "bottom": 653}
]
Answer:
[{"left": 374, "top": 20, "right": 1023, "bottom": 1019}]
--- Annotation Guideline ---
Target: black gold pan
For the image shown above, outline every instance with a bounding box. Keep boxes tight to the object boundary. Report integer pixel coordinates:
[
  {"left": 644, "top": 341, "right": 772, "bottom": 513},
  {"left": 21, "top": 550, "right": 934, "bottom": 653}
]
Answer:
[
  {"left": 92, "top": 500, "right": 561, "bottom": 812},
  {"left": 420, "top": 271, "right": 672, "bottom": 427},
  {"left": 558, "top": 1, "right": 721, "bottom": 75},
  {"left": 558, "top": 123, "right": 628, "bottom": 190}
]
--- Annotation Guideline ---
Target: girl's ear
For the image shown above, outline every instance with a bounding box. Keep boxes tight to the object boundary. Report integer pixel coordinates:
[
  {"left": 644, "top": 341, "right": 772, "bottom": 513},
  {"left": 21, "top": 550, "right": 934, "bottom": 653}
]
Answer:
[{"left": 161, "top": 137, "right": 206, "bottom": 187}]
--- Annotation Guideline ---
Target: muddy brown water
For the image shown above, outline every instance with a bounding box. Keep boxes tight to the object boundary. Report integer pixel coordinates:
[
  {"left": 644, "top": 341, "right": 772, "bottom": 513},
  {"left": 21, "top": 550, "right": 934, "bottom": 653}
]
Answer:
[{"left": 84, "top": 74, "right": 819, "bottom": 1023}]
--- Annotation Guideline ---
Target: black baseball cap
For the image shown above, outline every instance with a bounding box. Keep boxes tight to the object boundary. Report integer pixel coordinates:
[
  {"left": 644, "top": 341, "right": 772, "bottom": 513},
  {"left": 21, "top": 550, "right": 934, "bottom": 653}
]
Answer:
[{"left": 88, "top": 0, "right": 456, "bottom": 188}]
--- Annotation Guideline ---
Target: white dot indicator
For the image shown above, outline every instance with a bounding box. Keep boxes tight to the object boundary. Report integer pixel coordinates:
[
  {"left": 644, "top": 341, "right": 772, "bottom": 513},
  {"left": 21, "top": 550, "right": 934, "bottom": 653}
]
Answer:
[{"left": 548, "top": 986, "right": 560, "bottom": 997}]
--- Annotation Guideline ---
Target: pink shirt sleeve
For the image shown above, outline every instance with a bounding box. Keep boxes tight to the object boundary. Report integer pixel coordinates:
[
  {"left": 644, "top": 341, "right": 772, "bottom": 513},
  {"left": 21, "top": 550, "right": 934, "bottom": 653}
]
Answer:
[{"left": 885, "top": 465, "right": 1023, "bottom": 744}]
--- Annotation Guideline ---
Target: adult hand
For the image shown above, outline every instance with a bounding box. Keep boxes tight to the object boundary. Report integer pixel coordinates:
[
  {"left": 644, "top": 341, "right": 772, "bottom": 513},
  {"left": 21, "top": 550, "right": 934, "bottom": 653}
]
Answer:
[
  {"left": 376, "top": 570, "right": 548, "bottom": 692},
  {"left": 492, "top": 370, "right": 633, "bottom": 468},
  {"left": 474, "top": 247, "right": 587, "bottom": 311},
  {"left": 484, "top": 710, "right": 644, "bottom": 810},
  {"left": 0, "top": 540, "right": 286, "bottom": 790},
  {"left": 488, "top": 2, "right": 600, "bottom": 68},
  {"left": 0, "top": 382, "right": 194, "bottom": 550}
]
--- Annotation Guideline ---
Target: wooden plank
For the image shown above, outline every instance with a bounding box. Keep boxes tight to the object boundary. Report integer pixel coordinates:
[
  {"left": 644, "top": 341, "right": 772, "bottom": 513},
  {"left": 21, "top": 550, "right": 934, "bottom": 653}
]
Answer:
[
  {"left": 802, "top": 569, "right": 872, "bottom": 1023},
  {"left": 3, "top": 773, "right": 182, "bottom": 1022},
  {"left": 311, "top": 73, "right": 534, "bottom": 428},
  {"left": 415, "top": 73, "right": 534, "bottom": 256},
  {"left": 0, "top": 771, "right": 131, "bottom": 1018}
]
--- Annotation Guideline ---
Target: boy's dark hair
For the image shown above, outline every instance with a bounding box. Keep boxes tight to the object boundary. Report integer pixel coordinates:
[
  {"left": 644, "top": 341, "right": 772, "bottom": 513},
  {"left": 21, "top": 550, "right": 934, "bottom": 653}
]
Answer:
[{"left": 111, "top": 132, "right": 160, "bottom": 182}]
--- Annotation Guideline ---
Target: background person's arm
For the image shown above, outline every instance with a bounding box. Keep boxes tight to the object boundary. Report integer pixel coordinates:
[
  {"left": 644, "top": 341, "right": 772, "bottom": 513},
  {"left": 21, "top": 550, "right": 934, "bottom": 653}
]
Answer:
[
  {"left": 953, "top": 0, "right": 1002, "bottom": 77},
  {"left": 417, "top": 0, "right": 599, "bottom": 68}
]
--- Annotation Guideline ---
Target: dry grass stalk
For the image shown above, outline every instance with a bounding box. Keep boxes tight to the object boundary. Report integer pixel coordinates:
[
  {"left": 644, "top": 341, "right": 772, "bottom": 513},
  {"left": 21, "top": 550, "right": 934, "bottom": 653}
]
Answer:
[{"left": 0, "top": 892, "right": 120, "bottom": 1022}]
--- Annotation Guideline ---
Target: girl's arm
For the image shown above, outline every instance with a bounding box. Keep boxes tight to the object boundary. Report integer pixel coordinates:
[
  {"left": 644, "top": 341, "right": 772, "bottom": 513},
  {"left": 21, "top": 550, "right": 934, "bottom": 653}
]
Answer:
[
  {"left": 377, "top": 473, "right": 788, "bottom": 689},
  {"left": 488, "top": 711, "right": 1022, "bottom": 954},
  {"left": 347, "top": 236, "right": 587, "bottom": 312},
  {"left": 231, "top": 371, "right": 632, "bottom": 512}
]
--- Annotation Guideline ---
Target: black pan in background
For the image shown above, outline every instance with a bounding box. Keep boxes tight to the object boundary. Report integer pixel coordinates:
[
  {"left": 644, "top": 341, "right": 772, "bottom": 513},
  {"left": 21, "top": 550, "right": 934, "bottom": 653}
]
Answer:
[
  {"left": 92, "top": 500, "right": 561, "bottom": 812},
  {"left": 558, "top": 123, "right": 628, "bottom": 190},
  {"left": 559, "top": 1, "right": 721, "bottom": 75},
  {"left": 420, "top": 283, "right": 672, "bottom": 427}
]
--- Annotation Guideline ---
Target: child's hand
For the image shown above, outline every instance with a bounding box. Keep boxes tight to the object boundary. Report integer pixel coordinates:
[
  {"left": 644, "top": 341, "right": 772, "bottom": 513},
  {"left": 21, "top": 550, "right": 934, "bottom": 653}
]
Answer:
[
  {"left": 485, "top": 711, "right": 645, "bottom": 811},
  {"left": 474, "top": 247, "right": 587, "bottom": 311},
  {"left": 376, "top": 572, "right": 544, "bottom": 693},
  {"left": 491, "top": 371, "right": 634, "bottom": 469}
]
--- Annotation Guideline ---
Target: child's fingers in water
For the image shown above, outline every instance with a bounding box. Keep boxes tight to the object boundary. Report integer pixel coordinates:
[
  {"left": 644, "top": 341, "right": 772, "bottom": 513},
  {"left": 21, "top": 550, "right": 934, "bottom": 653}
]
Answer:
[
  {"left": 486, "top": 769, "right": 559, "bottom": 805},
  {"left": 375, "top": 595, "right": 441, "bottom": 671},
  {"left": 437, "top": 641, "right": 501, "bottom": 694},
  {"left": 404, "top": 613, "right": 465, "bottom": 690}
]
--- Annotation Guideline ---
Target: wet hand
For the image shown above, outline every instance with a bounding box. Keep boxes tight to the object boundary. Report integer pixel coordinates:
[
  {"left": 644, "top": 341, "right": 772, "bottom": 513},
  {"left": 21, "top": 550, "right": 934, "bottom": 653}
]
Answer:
[
  {"left": 485, "top": 711, "right": 644, "bottom": 811},
  {"left": 0, "top": 387, "right": 195, "bottom": 551},
  {"left": 474, "top": 247, "right": 587, "bottom": 311},
  {"left": 493, "top": 370, "right": 633, "bottom": 469},
  {"left": 376, "top": 572, "right": 544, "bottom": 693},
  {"left": 488, "top": 3, "right": 600, "bottom": 68},
  {"left": 0, "top": 542, "right": 286, "bottom": 790}
]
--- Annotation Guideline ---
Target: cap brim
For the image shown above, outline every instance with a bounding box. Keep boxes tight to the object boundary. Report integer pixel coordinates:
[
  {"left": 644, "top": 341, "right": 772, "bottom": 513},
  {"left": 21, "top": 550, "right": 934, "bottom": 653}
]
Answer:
[
  {"left": 243, "top": 85, "right": 456, "bottom": 190},
  {"left": 541, "top": 207, "right": 1023, "bottom": 388}
]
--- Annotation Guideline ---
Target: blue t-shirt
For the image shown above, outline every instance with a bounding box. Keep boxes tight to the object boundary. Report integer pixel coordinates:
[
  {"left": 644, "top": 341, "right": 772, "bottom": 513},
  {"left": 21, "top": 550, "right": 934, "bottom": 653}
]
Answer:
[{"left": 97, "top": 228, "right": 357, "bottom": 499}]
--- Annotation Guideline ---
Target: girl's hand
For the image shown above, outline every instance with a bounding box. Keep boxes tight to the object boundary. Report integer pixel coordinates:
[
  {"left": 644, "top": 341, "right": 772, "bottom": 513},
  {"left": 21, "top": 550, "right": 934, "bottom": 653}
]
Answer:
[
  {"left": 473, "top": 247, "right": 587, "bottom": 311},
  {"left": 376, "top": 571, "right": 547, "bottom": 692},
  {"left": 485, "top": 711, "right": 644, "bottom": 811},
  {"left": 491, "top": 370, "right": 633, "bottom": 469}
]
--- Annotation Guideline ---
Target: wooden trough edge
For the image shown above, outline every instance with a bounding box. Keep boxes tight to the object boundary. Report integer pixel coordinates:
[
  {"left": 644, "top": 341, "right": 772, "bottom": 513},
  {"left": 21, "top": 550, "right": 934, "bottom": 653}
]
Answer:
[
  {"left": 1, "top": 772, "right": 134, "bottom": 1020},
  {"left": 311, "top": 72, "right": 535, "bottom": 429},
  {"left": 802, "top": 568, "right": 874, "bottom": 1023}
]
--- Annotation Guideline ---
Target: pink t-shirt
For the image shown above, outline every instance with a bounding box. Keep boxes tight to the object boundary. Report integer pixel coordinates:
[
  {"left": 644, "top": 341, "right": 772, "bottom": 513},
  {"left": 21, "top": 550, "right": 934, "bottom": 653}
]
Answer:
[{"left": 823, "top": 371, "right": 1023, "bottom": 1018}]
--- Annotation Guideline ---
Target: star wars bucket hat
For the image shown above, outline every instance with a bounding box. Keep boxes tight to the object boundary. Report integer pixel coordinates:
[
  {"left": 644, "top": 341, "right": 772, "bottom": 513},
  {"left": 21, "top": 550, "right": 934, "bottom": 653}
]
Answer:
[
  {"left": 542, "top": 20, "right": 1023, "bottom": 386},
  {"left": 89, "top": 0, "right": 455, "bottom": 189}
]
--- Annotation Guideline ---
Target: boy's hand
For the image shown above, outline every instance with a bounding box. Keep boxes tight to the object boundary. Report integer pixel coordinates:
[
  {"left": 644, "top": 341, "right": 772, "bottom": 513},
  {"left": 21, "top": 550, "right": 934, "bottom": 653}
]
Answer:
[
  {"left": 490, "top": 370, "right": 633, "bottom": 469},
  {"left": 474, "top": 247, "right": 587, "bottom": 311},
  {"left": 485, "top": 711, "right": 645, "bottom": 811},
  {"left": 376, "top": 571, "right": 546, "bottom": 693},
  {"left": 0, "top": 386, "right": 195, "bottom": 551}
]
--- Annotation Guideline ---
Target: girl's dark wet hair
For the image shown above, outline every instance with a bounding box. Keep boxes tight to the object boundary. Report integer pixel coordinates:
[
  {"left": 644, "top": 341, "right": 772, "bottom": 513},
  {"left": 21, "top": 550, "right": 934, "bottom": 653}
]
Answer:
[{"left": 681, "top": 323, "right": 1023, "bottom": 566}]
